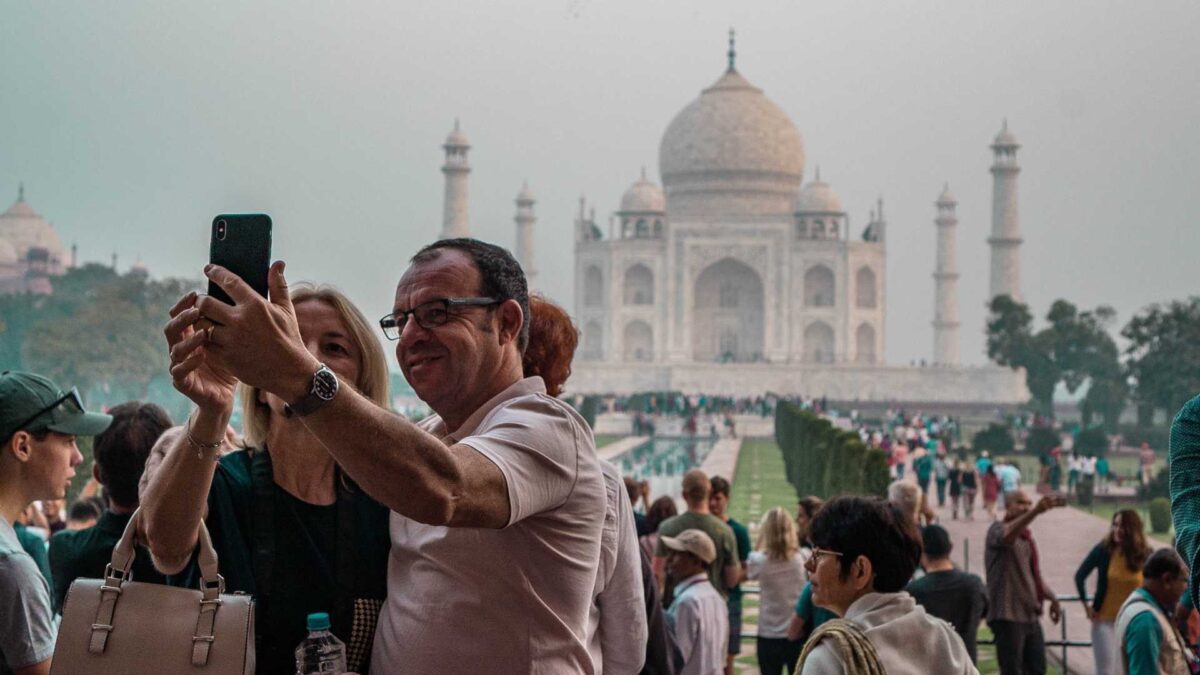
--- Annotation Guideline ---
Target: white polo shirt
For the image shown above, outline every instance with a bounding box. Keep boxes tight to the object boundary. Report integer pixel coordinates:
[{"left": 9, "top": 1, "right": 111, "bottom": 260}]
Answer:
[
  {"left": 370, "top": 377, "right": 606, "bottom": 674},
  {"left": 666, "top": 573, "right": 728, "bottom": 675}
]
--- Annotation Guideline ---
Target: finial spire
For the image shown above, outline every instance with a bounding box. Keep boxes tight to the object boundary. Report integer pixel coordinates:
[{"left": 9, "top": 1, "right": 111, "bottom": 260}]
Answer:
[
  {"left": 877, "top": 195, "right": 885, "bottom": 219},
  {"left": 1002, "top": 117, "right": 1008, "bottom": 131},
  {"left": 727, "top": 28, "right": 736, "bottom": 72},
  {"left": 17, "top": 182, "right": 24, "bottom": 202},
  {"left": 640, "top": 165, "right": 647, "bottom": 181},
  {"left": 815, "top": 165, "right": 821, "bottom": 182},
  {"left": 454, "top": 117, "right": 461, "bottom": 131}
]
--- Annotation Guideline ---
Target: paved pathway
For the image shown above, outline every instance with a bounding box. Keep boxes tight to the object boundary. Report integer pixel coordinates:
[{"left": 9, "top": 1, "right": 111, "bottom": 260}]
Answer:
[{"left": 597, "top": 435, "right": 649, "bottom": 462}]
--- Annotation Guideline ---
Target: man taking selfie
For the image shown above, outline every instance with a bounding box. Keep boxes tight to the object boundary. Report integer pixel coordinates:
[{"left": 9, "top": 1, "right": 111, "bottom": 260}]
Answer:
[{"left": 167, "top": 238, "right": 605, "bottom": 673}]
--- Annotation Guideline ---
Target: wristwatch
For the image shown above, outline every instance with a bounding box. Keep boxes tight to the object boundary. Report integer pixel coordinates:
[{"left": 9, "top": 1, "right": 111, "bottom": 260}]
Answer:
[{"left": 283, "top": 363, "right": 339, "bottom": 418}]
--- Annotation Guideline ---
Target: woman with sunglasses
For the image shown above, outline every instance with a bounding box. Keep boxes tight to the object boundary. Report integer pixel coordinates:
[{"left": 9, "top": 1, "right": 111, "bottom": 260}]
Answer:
[
  {"left": 796, "top": 496, "right": 975, "bottom": 674},
  {"left": 142, "top": 284, "right": 392, "bottom": 674}
]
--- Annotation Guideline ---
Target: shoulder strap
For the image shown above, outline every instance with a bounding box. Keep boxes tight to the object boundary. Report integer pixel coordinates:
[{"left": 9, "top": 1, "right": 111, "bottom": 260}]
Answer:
[
  {"left": 796, "top": 618, "right": 887, "bottom": 675},
  {"left": 332, "top": 469, "right": 357, "bottom": 636},
  {"left": 249, "top": 448, "right": 276, "bottom": 645}
]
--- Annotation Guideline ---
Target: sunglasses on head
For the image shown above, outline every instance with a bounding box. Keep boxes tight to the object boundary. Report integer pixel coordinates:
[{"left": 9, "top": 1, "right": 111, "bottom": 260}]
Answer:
[{"left": 11, "top": 387, "right": 84, "bottom": 435}]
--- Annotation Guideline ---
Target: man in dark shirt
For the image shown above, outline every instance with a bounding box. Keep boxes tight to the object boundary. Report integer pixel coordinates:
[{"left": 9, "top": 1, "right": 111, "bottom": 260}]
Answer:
[
  {"left": 49, "top": 401, "right": 171, "bottom": 613},
  {"left": 709, "top": 475, "right": 750, "bottom": 675},
  {"left": 906, "top": 524, "right": 988, "bottom": 663}
]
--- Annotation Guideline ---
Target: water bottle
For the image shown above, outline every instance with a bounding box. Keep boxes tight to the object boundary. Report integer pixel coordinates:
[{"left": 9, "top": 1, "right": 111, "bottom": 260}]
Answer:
[{"left": 294, "top": 612, "right": 348, "bottom": 674}]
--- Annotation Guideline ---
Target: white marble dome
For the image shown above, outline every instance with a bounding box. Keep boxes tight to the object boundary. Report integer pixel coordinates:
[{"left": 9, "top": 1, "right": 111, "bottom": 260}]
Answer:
[
  {"left": 444, "top": 120, "right": 469, "bottom": 148},
  {"left": 0, "top": 237, "right": 18, "bottom": 266},
  {"left": 993, "top": 122, "right": 1018, "bottom": 148},
  {"left": 619, "top": 171, "right": 666, "bottom": 213},
  {"left": 795, "top": 175, "right": 844, "bottom": 214},
  {"left": 658, "top": 67, "right": 805, "bottom": 217},
  {"left": 0, "top": 190, "right": 67, "bottom": 271}
]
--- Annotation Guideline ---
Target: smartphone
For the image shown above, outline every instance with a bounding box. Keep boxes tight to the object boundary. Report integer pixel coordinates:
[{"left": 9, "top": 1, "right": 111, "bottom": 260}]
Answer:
[{"left": 208, "top": 214, "right": 272, "bottom": 306}]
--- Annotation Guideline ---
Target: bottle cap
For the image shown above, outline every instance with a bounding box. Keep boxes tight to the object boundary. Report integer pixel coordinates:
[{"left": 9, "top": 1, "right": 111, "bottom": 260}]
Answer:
[{"left": 306, "top": 612, "right": 331, "bottom": 631}]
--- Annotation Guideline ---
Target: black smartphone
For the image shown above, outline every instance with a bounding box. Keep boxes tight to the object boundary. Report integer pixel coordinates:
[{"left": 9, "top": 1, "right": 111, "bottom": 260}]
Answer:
[{"left": 208, "top": 214, "right": 272, "bottom": 306}]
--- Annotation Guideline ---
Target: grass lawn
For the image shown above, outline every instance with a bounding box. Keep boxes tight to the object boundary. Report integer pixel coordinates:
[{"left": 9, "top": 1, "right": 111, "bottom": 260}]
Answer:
[
  {"left": 729, "top": 438, "right": 798, "bottom": 528},
  {"left": 1073, "top": 500, "right": 1173, "bottom": 538},
  {"left": 593, "top": 434, "right": 624, "bottom": 448}
]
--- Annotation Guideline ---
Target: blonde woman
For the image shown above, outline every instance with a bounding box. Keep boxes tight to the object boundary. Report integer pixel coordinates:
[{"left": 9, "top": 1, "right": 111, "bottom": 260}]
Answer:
[
  {"left": 747, "top": 506, "right": 809, "bottom": 675},
  {"left": 143, "top": 284, "right": 393, "bottom": 674}
]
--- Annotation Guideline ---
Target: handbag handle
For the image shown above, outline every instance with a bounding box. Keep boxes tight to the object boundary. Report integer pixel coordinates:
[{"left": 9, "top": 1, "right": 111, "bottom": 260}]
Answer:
[
  {"left": 108, "top": 507, "right": 223, "bottom": 593},
  {"left": 89, "top": 508, "right": 227, "bottom": 666}
]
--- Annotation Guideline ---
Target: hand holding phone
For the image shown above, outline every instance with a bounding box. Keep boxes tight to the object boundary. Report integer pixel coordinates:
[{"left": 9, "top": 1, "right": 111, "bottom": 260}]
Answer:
[{"left": 208, "top": 214, "right": 272, "bottom": 307}]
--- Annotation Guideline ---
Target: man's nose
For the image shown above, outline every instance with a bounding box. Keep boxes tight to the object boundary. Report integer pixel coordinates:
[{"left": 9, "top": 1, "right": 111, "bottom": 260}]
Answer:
[{"left": 397, "top": 316, "right": 429, "bottom": 348}]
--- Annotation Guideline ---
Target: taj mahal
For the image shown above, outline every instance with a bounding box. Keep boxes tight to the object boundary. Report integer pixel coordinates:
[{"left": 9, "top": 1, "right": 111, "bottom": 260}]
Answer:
[{"left": 429, "top": 37, "right": 1028, "bottom": 404}]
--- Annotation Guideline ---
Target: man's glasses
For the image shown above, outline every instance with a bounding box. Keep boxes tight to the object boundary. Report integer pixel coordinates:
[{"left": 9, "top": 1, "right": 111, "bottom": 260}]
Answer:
[
  {"left": 11, "top": 387, "right": 84, "bottom": 434},
  {"left": 379, "top": 297, "right": 499, "bottom": 340},
  {"left": 806, "top": 547, "right": 843, "bottom": 570}
]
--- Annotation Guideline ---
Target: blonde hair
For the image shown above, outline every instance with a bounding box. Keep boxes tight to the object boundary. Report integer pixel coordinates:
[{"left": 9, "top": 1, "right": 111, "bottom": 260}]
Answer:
[
  {"left": 239, "top": 284, "right": 390, "bottom": 447},
  {"left": 757, "top": 506, "right": 799, "bottom": 562}
]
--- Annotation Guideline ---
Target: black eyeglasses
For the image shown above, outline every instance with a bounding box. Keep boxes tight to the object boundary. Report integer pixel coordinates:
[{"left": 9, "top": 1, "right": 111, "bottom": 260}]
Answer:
[
  {"left": 11, "top": 387, "right": 84, "bottom": 434},
  {"left": 379, "top": 297, "right": 500, "bottom": 340}
]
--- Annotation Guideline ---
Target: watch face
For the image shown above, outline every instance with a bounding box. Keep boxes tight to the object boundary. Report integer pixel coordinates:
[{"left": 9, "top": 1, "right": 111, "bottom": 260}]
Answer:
[{"left": 313, "top": 368, "right": 339, "bottom": 401}]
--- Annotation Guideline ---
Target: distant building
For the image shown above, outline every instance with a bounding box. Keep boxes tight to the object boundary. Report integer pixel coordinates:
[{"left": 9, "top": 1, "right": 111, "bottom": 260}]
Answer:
[
  {"left": 0, "top": 185, "right": 70, "bottom": 295},
  {"left": 429, "top": 35, "right": 1029, "bottom": 404}
]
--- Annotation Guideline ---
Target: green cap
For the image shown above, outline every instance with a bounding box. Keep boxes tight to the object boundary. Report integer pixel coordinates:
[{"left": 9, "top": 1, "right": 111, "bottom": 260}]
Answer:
[
  {"left": 306, "top": 612, "right": 331, "bottom": 631},
  {"left": 0, "top": 371, "right": 112, "bottom": 441}
]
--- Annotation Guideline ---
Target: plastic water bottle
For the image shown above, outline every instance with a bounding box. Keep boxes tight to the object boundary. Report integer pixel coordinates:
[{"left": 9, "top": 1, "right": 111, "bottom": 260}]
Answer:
[{"left": 295, "top": 612, "right": 348, "bottom": 674}]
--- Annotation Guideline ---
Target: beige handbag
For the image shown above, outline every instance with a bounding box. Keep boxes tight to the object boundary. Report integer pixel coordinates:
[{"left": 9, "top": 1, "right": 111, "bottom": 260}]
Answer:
[{"left": 51, "top": 509, "right": 255, "bottom": 674}]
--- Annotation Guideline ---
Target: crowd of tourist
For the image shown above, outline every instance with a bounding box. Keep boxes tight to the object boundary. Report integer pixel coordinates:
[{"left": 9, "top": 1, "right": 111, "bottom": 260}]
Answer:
[{"left": 1, "top": 235, "right": 1198, "bottom": 674}]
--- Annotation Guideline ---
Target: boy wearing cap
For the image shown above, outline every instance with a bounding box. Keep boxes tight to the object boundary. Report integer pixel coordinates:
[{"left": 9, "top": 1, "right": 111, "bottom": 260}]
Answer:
[
  {"left": 663, "top": 528, "right": 729, "bottom": 675},
  {"left": 0, "top": 370, "right": 111, "bottom": 675}
]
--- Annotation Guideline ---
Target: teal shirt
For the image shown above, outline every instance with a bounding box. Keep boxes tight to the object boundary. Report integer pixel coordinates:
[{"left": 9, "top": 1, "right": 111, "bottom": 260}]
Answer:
[
  {"left": 12, "top": 524, "right": 51, "bottom": 590},
  {"left": 727, "top": 517, "right": 750, "bottom": 601},
  {"left": 794, "top": 581, "right": 837, "bottom": 632},
  {"left": 1170, "top": 395, "right": 1200, "bottom": 609},
  {"left": 1124, "top": 589, "right": 1164, "bottom": 675}
]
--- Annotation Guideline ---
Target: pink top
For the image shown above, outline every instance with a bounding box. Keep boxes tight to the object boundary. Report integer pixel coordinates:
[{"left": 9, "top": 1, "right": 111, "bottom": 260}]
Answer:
[{"left": 371, "top": 377, "right": 607, "bottom": 674}]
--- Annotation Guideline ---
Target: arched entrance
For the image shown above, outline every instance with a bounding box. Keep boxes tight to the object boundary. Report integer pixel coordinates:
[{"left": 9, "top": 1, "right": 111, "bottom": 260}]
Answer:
[{"left": 692, "top": 258, "right": 764, "bottom": 362}]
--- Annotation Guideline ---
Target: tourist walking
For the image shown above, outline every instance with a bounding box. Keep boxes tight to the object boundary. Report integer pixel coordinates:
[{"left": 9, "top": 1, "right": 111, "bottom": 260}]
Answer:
[
  {"left": 663, "top": 529, "right": 729, "bottom": 675},
  {"left": 795, "top": 496, "right": 975, "bottom": 674},
  {"left": 1074, "top": 509, "right": 1152, "bottom": 675},
  {"left": 934, "top": 452, "right": 950, "bottom": 507},
  {"left": 948, "top": 460, "right": 963, "bottom": 519},
  {"left": 960, "top": 462, "right": 978, "bottom": 520},
  {"left": 985, "top": 489, "right": 1066, "bottom": 675},
  {"left": 747, "top": 507, "right": 808, "bottom": 675},
  {"left": 906, "top": 525, "right": 988, "bottom": 664},
  {"left": 1115, "top": 548, "right": 1195, "bottom": 674},
  {"left": 0, "top": 370, "right": 112, "bottom": 674},
  {"left": 982, "top": 466, "right": 1001, "bottom": 520}
]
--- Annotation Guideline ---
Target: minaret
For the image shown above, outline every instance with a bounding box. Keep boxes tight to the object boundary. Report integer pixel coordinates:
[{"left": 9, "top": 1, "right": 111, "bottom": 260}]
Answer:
[
  {"left": 514, "top": 182, "right": 537, "bottom": 289},
  {"left": 933, "top": 184, "right": 961, "bottom": 366},
  {"left": 440, "top": 119, "right": 471, "bottom": 239},
  {"left": 988, "top": 120, "right": 1022, "bottom": 301}
]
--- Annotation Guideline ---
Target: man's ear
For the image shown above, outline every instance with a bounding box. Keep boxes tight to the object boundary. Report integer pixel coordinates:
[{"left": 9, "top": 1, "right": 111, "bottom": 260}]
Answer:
[
  {"left": 495, "top": 299, "right": 524, "bottom": 346},
  {"left": 853, "top": 554, "right": 875, "bottom": 592},
  {"left": 5, "top": 431, "right": 33, "bottom": 463}
]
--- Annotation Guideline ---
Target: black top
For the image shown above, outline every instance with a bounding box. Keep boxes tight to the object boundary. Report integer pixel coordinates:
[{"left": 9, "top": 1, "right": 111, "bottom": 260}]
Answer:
[
  {"left": 169, "top": 448, "right": 390, "bottom": 675},
  {"left": 49, "top": 510, "right": 166, "bottom": 615},
  {"left": 906, "top": 569, "right": 988, "bottom": 663},
  {"left": 961, "top": 469, "right": 978, "bottom": 490}
]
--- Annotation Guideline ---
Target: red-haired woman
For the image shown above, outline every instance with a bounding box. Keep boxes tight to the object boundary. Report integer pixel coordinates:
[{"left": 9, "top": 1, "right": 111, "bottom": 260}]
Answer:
[
  {"left": 1074, "top": 509, "right": 1152, "bottom": 675},
  {"left": 521, "top": 294, "right": 577, "bottom": 397}
]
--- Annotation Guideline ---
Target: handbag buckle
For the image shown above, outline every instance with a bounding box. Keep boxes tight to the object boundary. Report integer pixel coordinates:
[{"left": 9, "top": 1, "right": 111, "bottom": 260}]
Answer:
[{"left": 102, "top": 563, "right": 129, "bottom": 584}]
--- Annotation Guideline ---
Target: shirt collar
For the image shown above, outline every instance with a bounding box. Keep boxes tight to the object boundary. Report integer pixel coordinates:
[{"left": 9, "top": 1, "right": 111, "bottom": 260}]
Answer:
[
  {"left": 95, "top": 510, "right": 133, "bottom": 536},
  {"left": 675, "top": 572, "right": 710, "bottom": 594},
  {"left": 431, "top": 376, "right": 547, "bottom": 442}
]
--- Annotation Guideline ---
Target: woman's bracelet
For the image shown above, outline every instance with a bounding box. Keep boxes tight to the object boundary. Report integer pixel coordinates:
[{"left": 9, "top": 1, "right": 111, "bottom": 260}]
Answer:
[{"left": 185, "top": 417, "right": 223, "bottom": 461}]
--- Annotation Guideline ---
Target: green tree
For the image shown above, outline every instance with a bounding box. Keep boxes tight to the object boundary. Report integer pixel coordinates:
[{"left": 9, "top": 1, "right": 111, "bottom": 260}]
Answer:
[
  {"left": 972, "top": 423, "right": 1014, "bottom": 455},
  {"left": 987, "top": 296, "right": 1126, "bottom": 420},
  {"left": 1123, "top": 297, "right": 1200, "bottom": 421}
]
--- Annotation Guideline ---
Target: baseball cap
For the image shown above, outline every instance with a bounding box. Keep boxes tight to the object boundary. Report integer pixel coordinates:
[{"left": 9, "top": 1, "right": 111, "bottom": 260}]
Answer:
[
  {"left": 660, "top": 528, "right": 717, "bottom": 564},
  {"left": 0, "top": 371, "right": 112, "bottom": 441}
]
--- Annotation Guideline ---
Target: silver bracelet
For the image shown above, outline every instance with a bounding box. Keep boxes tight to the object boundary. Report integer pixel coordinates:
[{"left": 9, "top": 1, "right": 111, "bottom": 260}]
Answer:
[{"left": 185, "top": 419, "right": 223, "bottom": 461}]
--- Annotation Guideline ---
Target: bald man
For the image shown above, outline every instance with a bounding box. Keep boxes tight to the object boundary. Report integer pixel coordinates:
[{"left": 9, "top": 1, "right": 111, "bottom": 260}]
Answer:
[
  {"left": 985, "top": 488, "right": 1066, "bottom": 675},
  {"left": 652, "top": 469, "right": 740, "bottom": 599}
]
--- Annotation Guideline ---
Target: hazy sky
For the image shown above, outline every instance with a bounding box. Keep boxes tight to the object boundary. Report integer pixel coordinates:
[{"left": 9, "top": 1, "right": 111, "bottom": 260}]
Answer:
[{"left": 2, "top": 1, "right": 1197, "bottom": 366}]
